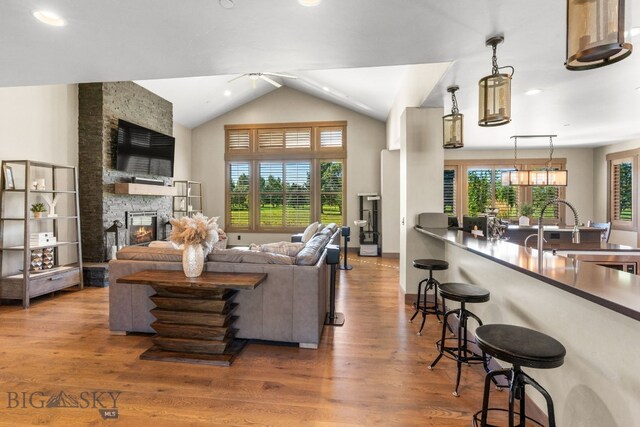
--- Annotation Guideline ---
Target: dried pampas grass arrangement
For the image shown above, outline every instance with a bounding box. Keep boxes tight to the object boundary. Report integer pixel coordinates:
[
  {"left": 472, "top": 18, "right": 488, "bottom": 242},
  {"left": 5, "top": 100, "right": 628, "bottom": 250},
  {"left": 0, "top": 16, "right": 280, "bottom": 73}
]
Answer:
[{"left": 169, "top": 213, "right": 219, "bottom": 255}]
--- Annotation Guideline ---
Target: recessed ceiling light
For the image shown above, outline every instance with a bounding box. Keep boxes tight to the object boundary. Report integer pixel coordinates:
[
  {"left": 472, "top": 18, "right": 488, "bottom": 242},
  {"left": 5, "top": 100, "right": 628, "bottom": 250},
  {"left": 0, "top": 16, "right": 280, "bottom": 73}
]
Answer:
[
  {"left": 322, "top": 86, "right": 330, "bottom": 92},
  {"left": 219, "top": 0, "right": 234, "bottom": 9},
  {"left": 224, "top": 90, "right": 232, "bottom": 97},
  {"left": 298, "top": 0, "right": 321, "bottom": 6},
  {"left": 525, "top": 88, "right": 543, "bottom": 96},
  {"left": 32, "top": 10, "right": 65, "bottom": 27}
]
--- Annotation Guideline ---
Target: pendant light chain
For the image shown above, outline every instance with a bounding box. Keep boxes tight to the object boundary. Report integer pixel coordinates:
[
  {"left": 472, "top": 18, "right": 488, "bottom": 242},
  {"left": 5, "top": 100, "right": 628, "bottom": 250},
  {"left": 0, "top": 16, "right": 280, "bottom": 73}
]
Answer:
[
  {"left": 513, "top": 137, "right": 519, "bottom": 170},
  {"left": 491, "top": 43, "right": 500, "bottom": 75},
  {"left": 451, "top": 90, "right": 459, "bottom": 115},
  {"left": 547, "top": 136, "right": 554, "bottom": 170}
]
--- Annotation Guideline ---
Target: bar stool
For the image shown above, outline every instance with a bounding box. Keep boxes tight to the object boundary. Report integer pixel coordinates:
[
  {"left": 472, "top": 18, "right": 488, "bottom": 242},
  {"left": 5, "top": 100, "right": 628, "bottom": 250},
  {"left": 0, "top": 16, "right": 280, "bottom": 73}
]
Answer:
[
  {"left": 472, "top": 324, "right": 566, "bottom": 427},
  {"left": 409, "top": 259, "right": 448, "bottom": 335},
  {"left": 428, "top": 282, "right": 490, "bottom": 396}
]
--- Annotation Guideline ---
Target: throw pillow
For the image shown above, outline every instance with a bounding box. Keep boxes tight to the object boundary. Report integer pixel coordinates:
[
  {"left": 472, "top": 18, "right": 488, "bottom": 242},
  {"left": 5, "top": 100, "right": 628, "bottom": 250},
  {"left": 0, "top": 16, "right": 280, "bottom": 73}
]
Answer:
[
  {"left": 301, "top": 221, "right": 320, "bottom": 243},
  {"left": 251, "top": 241, "right": 305, "bottom": 257}
]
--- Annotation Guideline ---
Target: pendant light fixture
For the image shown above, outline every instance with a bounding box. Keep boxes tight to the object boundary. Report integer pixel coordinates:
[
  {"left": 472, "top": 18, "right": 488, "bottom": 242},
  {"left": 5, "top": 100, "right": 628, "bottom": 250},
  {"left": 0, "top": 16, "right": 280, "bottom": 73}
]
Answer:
[
  {"left": 443, "top": 85, "right": 464, "bottom": 149},
  {"left": 478, "top": 35, "right": 514, "bottom": 127},
  {"left": 566, "top": 0, "right": 633, "bottom": 70},
  {"left": 501, "top": 136, "right": 531, "bottom": 186},
  {"left": 528, "top": 135, "right": 567, "bottom": 186}
]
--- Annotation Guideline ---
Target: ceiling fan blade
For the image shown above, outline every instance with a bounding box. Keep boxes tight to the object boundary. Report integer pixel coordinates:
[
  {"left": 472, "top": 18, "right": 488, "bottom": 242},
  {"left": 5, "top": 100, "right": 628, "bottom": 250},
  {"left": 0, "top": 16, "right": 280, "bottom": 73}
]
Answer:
[
  {"left": 260, "top": 75, "right": 282, "bottom": 88},
  {"left": 262, "top": 72, "right": 297, "bottom": 79},
  {"left": 227, "top": 74, "right": 247, "bottom": 83}
]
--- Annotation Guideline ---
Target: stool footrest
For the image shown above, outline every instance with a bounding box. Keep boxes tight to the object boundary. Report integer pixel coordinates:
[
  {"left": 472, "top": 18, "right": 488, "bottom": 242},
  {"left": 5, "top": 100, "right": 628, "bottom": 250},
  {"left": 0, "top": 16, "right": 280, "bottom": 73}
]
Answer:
[
  {"left": 434, "top": 338, "right": 486, "bottom": 365},
  {"left": 472, "top": 408, "right": 545, "bottom": 427}
]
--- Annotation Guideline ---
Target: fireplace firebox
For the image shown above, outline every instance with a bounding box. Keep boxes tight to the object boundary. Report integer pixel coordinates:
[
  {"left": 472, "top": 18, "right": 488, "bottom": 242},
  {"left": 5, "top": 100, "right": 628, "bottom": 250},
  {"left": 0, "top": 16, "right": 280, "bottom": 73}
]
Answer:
[{"left": 126, "top": 211, "right": 158, "bottom": 246}]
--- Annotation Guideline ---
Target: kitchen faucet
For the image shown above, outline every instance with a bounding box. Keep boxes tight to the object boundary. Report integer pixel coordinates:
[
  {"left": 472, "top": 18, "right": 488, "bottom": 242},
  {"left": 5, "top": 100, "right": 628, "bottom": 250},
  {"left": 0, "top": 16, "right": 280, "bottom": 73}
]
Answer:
[{"left": 537, "top": 199, "right": 580, "bottom": 270}]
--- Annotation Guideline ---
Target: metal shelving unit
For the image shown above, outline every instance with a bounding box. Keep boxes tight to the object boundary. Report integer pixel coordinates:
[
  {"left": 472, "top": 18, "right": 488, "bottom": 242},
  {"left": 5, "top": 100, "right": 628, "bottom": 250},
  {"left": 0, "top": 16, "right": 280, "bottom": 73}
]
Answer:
[
  {"left": 172, "top": 181, "right": 203, "bottom": 218},
  {"left": 0, "top": 160, "right": 83, "bottom": 308}
]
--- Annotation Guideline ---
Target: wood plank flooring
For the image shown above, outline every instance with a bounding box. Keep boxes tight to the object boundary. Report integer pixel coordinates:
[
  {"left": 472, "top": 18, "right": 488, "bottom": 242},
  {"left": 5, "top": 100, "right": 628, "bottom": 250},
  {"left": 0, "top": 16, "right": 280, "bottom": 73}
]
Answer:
[{"left": 0, "top": 255, "right": 507, "bottom": 426}]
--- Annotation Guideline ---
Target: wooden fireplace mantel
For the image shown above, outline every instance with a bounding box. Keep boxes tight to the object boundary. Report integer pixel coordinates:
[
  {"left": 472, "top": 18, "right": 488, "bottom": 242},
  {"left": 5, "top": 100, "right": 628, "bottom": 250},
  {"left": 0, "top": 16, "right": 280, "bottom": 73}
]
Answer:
[{"left": 115, "top": 183, "right": 178, "bottom": 196}]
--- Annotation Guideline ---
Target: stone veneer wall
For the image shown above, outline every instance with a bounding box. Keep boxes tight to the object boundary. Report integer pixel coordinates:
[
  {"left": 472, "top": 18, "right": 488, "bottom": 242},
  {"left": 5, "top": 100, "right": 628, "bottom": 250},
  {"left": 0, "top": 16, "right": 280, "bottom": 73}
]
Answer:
[{"left": 78, "top": 82, "right": 173, "bottom": 262}]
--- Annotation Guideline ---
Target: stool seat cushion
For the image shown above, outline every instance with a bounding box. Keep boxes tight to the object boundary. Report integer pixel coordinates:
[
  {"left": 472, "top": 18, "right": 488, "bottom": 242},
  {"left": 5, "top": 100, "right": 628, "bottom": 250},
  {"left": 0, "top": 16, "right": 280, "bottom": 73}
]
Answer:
[
  {"left": 475, "top": 324, "right": 566, "bottom": 369},
  {"left": 438, "top": 282, "right": 490, "bottom": 303},
  {"left": 413, "top": 259, "right": 449, "bottom": 271}
]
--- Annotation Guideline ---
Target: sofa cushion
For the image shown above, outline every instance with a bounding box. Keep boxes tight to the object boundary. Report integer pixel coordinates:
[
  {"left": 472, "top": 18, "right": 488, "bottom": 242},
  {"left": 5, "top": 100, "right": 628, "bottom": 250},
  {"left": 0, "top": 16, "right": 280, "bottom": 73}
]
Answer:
[
  {"left": 301, "top": 221, "right": 320, "bottom": 243},
  {"left": 249, "top": 241, "right": 305, "bottom": 257},
  {"left": 208, "top": 248, "right": 294, "bottom": 265},
  {"left": 295, "top": 232, "right": 331, "bottom": 266},
  {"left": 116, "top": 246, "right": 182, "bottom": 262}
]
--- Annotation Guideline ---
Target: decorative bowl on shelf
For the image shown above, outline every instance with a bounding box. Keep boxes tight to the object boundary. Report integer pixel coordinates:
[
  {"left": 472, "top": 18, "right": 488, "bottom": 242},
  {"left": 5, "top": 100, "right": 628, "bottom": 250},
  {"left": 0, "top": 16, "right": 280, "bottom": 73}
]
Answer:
[{"left": 354, "top": 220, "right": 367, "bottom": 228}]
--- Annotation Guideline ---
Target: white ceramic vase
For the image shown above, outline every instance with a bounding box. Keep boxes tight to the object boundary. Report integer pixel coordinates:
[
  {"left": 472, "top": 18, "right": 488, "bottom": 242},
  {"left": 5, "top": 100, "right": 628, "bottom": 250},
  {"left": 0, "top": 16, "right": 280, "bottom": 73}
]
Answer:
[
  {"left": 182, "top": 244, "right": 204, "bottom": 278},
  {"left": 518, "top": 216, "right": 530, "bottom": 226}
]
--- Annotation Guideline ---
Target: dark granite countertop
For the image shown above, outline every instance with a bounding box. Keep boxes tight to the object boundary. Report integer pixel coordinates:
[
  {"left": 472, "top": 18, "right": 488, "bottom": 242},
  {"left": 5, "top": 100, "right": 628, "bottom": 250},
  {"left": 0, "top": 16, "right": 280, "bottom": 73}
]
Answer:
[{"left": 415, "top": 226, "right": 640, "bottom": 322}]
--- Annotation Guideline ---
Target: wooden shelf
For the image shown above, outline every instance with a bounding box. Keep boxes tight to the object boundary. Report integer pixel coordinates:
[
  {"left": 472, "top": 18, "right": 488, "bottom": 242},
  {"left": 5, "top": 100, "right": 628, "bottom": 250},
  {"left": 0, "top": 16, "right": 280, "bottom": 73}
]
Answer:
[
  {"left": 1, "top": 241, "right": 79, "bottom": 251},
  {"left": 115, "top": 183, "right": 178, "bottom": 196}
]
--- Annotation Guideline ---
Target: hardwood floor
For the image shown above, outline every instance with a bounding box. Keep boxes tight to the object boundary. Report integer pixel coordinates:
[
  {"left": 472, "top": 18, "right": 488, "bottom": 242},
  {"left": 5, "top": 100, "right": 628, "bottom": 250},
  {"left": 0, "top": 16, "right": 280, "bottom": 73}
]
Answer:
[{"left": 0, "top": 255, "right": 503, "bottom": 426}]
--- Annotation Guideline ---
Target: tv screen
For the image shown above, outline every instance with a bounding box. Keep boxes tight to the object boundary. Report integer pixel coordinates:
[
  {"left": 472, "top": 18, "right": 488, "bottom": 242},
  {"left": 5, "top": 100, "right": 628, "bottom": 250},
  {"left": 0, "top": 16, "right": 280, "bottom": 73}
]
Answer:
[{"left": 116, "top": 119, "right": 175, "bottom": 177}]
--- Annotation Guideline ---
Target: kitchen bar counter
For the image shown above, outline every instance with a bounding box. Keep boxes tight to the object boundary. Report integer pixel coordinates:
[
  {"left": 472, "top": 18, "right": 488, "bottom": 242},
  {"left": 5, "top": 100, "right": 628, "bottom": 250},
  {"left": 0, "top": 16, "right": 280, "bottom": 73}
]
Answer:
[
  {"left": 413, "top": 225, "right": 640, "bottom": 426},
  {"left": 415, "top": 226, "right": 640, "bottom": 322}
]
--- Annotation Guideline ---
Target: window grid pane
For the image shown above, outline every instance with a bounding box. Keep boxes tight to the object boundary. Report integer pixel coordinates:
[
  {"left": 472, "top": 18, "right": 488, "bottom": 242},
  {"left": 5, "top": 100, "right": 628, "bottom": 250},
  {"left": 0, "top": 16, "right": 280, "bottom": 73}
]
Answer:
[
  {"left": 444, "top": 169, "right": 456, "bottom": 216},
  {"left": 320, "top": 161, "right": 343, "bottom": 224},
  {"left": 285, "top": 162, "right": 311, "bottom": 227},
  {"left": 259, "top": 162, "right": 284, "bottom": 227},
  {"left": 319, "top": 128, "right": 344, "bottom": 148},
  {"left": 614, "top": 162, "right": 633, "bottom": 221},
  {"left": 495, "top": 168, "right": 519, "bottom": 218},
  {"left": 285, "top": 128, "right": 311, "bottom": 149},
  {"left": 467, "top": 168, "right": 492, "bottom": 216},
  {"left": 229, "top": 162, "right": 250, "bottom": 227}
]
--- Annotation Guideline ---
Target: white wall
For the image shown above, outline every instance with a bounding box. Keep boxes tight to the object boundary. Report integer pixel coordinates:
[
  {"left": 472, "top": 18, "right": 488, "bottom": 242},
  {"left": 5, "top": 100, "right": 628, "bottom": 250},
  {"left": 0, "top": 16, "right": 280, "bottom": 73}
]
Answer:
[
  {"left": 593, "top": 139, "right": 640, "bottom": 246},
  {"left": 0, "top": 85, "right": 78, "bottom": 165},
  {"left": 400, "top": 108, "right": 444, "bottom": 294},
  {"left": 386, "top": 63, "right": 450, "bottom": 151},
  {"left": 381, "top": 149, "right": 400, "bottom": 255},
  {"left": 172, "top": 122, "right": 192, "bottom": 181},
  {"left": 445, "top": 147, "right": 595, "bottom": 226},
  {"left": 190, "top": 86, "right": 386, "bottom": 246}
]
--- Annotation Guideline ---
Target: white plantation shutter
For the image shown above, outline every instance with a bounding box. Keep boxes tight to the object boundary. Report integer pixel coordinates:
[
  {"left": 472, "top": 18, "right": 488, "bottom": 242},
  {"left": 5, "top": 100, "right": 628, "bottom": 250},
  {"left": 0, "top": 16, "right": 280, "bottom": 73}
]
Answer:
[
  {"left": 443, "top": 169, "right": 456, "bottom": 216},
  {"left": 228, "top": 162, "right": 251, "bottom": 228},
  {"left": 319, "top": 127, "right": 344, "bottom": 149},
  {"left": 612, "top": 160, "right": 633, "bottom": 222},
  {"left": 227, "top": 129, "right": 250, "bottom": 152},
  {"left": 285, "top": 162, "right": 311, "bottom": 226}
]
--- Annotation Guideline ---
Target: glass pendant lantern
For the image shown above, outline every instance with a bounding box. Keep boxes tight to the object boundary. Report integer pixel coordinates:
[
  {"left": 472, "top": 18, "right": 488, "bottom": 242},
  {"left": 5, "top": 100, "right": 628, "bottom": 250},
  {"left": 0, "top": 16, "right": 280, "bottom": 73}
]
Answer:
[
  {"left": 478, "top": 36, "right": 513, "bottom": 127},
  {"left": 566, "top": 0, "right": 633, "bottom": 70},
  {"left": 443, "top": 85, "right": 464, "bottom": 149}
]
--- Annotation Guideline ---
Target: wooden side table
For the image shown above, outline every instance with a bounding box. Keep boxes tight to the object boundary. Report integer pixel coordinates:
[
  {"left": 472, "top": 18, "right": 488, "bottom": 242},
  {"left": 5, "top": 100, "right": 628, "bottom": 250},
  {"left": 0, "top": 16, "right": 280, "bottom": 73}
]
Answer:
[{"left": 117, "top": 270, "right": 267, "bottom": 366}]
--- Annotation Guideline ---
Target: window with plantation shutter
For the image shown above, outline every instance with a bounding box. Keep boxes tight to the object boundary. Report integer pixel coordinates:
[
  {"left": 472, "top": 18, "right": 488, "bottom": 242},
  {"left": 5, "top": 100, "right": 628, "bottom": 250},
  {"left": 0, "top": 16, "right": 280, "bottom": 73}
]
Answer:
[
  {"left": 452, "top": 160, "right": 565, "bottom": 223},
  {"left": 226, "top": 129, "right": 251, "bottom": 152},
  {"left": 225, "top": 121, "right": 346, "bottom": 231},
  {"left": 318, "top": 127, "right": 344, "bottom": 149}
]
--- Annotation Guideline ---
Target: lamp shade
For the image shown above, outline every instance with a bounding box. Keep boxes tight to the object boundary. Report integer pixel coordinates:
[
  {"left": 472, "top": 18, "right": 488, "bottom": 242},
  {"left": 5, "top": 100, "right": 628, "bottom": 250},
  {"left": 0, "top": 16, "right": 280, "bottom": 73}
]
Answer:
[
  {"left": 566, "top": 0, "right": 632, "bottom": 70},
  {"left": 443, "top": 112, "right": 463, "bottom": 149},
  {"left": 501, "top": 170, "right": 530, "bottom": 186},
  {"left": 528, "top": 170, "right": 568, "bottom": 186},
  {"left": 478, "top": 73, "right": 511, "bottom": 126}
]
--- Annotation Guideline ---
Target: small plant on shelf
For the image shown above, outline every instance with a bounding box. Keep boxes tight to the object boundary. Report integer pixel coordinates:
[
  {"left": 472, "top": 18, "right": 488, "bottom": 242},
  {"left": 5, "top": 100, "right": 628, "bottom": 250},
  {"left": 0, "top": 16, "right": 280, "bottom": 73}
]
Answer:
[{"left": 30, "top": 202, "right": 47, "bottom": 218}]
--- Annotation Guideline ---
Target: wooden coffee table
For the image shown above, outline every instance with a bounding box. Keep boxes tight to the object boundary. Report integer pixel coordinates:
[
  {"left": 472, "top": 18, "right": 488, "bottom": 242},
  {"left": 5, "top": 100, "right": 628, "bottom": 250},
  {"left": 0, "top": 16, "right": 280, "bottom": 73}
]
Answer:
[{"left": 117, "top": 270, "right": 267, "bottom": 366}]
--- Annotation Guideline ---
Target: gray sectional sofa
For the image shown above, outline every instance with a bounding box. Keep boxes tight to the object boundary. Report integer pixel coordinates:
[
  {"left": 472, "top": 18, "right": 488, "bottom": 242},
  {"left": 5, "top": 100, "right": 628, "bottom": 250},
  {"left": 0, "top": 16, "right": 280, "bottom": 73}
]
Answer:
[{"left": 108, "top": 224, "right": 340, "bottom": 349}]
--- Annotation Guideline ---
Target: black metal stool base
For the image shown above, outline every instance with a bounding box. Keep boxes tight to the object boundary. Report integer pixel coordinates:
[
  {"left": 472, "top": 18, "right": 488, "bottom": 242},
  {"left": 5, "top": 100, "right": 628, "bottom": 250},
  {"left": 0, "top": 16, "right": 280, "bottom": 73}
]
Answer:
[
  {"left": 409, "top": 277, "right": 445, "bottom": 335},
  {"left": 324, "top": 312, "right": 345, "bottom": 326},
  {"left": 471, "top": 408, "right": 545, "bottom": 427}
]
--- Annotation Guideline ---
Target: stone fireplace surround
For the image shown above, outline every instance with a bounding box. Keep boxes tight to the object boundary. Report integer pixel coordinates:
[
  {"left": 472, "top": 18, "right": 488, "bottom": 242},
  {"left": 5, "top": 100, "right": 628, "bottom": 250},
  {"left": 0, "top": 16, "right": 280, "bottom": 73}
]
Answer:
[{"left": 78, "top": 81, "right": 174, "bottom": 264}]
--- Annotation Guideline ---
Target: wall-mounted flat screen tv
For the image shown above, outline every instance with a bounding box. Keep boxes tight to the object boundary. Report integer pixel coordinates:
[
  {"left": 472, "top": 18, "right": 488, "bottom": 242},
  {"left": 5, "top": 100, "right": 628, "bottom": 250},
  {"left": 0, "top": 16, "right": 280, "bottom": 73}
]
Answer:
[{"left": 116, "top": 119, "right": 175, "bottom": 177}]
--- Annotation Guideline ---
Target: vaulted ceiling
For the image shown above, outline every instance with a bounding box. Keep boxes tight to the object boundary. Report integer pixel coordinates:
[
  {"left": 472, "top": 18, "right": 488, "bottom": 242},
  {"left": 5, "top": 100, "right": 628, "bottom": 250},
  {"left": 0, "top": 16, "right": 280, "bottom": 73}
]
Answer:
[{"left": 2, "top": 0, "right": 639, "bottom": 148}]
